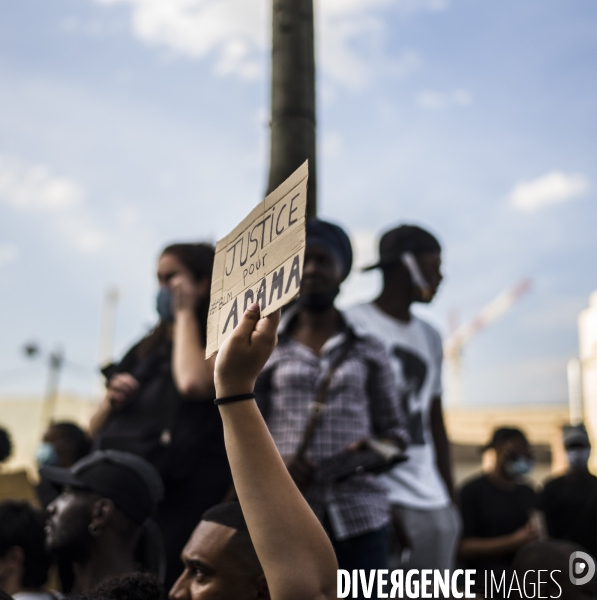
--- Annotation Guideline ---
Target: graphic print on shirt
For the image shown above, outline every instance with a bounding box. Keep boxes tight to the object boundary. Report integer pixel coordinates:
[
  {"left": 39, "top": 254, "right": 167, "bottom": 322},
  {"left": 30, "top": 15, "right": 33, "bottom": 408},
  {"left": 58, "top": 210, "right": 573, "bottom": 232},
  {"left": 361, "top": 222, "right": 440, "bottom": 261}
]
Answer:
[{"left": 392, "top": 346, "right": 427, "bottom": 445}]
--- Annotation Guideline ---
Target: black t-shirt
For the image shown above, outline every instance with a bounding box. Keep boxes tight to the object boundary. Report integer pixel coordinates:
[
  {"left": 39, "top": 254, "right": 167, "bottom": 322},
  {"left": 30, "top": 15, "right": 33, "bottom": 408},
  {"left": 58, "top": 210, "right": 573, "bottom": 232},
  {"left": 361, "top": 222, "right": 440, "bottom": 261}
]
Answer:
[
  {"left": 540, "top": 472, "right": 597, "bottom": 556},
  {"left": 95, "top": 339, "right": 227, "bottom": 483},
  {"left": 460, "top": 474, "right": 537, "bottom": 574}
]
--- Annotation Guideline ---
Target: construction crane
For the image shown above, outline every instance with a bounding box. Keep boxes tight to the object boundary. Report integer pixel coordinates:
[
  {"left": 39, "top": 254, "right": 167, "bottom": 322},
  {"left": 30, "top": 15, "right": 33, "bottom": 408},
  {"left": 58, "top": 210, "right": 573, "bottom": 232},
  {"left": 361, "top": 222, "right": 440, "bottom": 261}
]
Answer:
[{"left": 444, "top": 278, "right": 532, "bottom": 406}]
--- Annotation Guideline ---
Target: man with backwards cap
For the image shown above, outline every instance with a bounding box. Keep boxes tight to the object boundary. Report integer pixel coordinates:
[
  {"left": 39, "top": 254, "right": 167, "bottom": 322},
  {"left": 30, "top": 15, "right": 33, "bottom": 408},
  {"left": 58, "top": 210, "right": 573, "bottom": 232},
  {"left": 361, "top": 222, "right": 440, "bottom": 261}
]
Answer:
[
  {"left": 42, "top": 449, "right": 164, "bottom": 594},
  {"left": 540, "top": 424, "right": 597, "bottom": 557},
  {"left": 254, "top": 219, "right": 409, "bottom": 576},
  {"left": 347, "top": 224, "right": 460, "bottom": 571}
]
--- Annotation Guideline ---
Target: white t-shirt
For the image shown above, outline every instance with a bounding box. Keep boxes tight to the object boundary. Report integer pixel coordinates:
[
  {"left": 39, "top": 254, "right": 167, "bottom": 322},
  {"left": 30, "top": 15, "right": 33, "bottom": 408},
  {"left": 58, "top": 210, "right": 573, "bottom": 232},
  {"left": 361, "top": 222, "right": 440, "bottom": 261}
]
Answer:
[{"left": 346, "top": 302, "right": 450, "bottom": 510}]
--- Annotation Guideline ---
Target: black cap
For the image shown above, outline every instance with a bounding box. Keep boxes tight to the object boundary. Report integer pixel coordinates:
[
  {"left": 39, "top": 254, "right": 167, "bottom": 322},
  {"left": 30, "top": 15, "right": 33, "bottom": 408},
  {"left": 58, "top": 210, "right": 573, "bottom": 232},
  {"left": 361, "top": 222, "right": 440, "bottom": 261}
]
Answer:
[
  {"left": 306, "top": 219, "right": 353, "bottom": 279},
  {"left": 482, "top": 427, "right": 528, "bottom": 451},
  {"left": 563, "top": 425, "right": 591, "bottom": 449},
  {"left": 363, "top": 224, "right": 441, "bottom": 271},
  {"left": 40, "top": 450, "right": 164, "bottom": 524}
]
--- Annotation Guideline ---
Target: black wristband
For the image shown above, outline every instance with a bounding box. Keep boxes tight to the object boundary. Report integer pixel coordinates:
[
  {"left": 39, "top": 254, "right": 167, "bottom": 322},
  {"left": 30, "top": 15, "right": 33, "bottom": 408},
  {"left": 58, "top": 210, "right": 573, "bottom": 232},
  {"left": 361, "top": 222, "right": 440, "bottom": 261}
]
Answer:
[{"left": 214, "top": 393, "right": 256, "bottom": 406}]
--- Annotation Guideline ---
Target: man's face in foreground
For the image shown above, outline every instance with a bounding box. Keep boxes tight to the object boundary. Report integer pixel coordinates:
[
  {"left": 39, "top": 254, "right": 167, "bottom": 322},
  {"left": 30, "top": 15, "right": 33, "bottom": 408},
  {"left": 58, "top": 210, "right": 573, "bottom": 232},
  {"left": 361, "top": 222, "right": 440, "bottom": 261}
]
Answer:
[
  {"left": 45, "top": 487, "right": 95, "bottom": 560},
  {"left": 169, "top": 521, "right": 266, "bottom": 600}
]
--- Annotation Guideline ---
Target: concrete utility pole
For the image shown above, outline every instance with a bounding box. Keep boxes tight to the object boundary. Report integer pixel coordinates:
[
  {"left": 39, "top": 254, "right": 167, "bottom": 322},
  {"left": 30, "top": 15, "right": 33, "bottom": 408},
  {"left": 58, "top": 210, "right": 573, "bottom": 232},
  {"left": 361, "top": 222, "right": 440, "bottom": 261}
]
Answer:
[
  {"left": 39, "top": 347, "right": 64, "bottom": 430},
  {"left": 267, "top": 0, "right": 317, "bottom": 218}
]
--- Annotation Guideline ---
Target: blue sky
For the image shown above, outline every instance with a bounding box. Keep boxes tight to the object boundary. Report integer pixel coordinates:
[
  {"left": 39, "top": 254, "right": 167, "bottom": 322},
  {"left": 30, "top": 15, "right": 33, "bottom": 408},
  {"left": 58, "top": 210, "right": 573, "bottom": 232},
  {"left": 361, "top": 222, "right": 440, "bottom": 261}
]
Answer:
[{"left": 0, "top": 0, "right": 595, "bottom": 406}]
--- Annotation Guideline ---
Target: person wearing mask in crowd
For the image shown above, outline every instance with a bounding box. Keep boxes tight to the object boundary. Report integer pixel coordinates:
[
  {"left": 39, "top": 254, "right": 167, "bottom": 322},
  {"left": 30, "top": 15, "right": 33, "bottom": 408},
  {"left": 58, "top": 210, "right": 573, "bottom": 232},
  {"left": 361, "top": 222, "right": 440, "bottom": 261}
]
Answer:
[
  {"left": 42, "top": 450, "right": 164, "bottom": 594},
  {"left": 254, "top": 219, "right": 409, "bottom": 577},
  {"left": 88, "top": 243, "right": 232, "bottom": 588},
  {"left": 540, "top": 424, "right": 597, "bottom": 556},
  {"left": 171, "top": 302, "right": 338, "bottom": 600},
  {"left": 459, "top": 427, "right": 539, "bottom": 596},
  {"left": 37, "top": 421, "right": 92, "bottom": 507},
  {"left": 346, "top": 224, "right": 459, "bottom": 570},
  {"left": 0, "top": 501, "right": 54, "bottom": 600}
]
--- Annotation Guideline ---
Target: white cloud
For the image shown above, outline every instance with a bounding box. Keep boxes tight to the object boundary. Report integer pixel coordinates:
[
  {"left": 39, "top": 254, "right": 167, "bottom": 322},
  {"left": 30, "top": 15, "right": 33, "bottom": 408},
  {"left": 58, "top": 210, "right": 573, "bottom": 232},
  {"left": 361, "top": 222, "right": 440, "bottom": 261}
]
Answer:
[
  {"left": 91, "top": 0, "right": 434, "bottom": 87},
  {"left": 0, "top": 155, "right": 84, "bottom": 211},
  {"left": 95, "top": 0, "right": 266, "bottom": 81},
  {"left": 417, "top": 88, "right": 472, "bottom": 109},
  {"left": 509, "top": 171, "right": 590, "bottom": 212},
  {"left": 0, "top": 154, "right": 106, "bottom": 253},
  {"left": 0, "top": 242, "right": 18, "bottom": 267}
]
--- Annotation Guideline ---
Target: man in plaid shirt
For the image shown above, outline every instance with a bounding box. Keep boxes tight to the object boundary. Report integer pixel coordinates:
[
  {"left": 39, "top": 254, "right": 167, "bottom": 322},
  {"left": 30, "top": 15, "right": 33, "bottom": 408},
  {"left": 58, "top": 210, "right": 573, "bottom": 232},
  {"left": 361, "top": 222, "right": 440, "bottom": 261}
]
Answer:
[{"left": 255, "top": 219, "right": 409, "bottom": 577}]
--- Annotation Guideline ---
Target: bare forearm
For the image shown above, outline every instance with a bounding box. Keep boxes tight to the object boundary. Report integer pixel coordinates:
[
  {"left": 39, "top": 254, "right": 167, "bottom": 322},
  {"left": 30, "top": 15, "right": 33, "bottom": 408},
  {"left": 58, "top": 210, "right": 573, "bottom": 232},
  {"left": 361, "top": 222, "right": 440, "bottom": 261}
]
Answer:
[
  {"left": 218, "top": 397, "right": 337, "bottom": 600},
  {"left": 458, "top": 534, "right": 521, "bottom": 559},
  {"left": 172, "top": 310, "right": 215, "bottom": 398},
  {"left": 430, "top": 396, "right": 454, "bottom": 499},
  {"left": 89, "top": 397, "right": 112, "bottom": 438}
]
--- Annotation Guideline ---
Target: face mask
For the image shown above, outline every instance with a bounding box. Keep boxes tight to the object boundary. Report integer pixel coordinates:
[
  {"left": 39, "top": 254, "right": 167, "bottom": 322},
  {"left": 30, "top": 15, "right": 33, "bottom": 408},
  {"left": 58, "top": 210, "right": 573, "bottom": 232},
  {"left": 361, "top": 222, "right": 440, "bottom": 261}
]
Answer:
[
  {"left": 36, "top": 442, "right": 60, "bottom": 467},
  {"left": 297, "top": 286, "right": 340, "bottom": 313},
  {"left": 156, "top": 287, "right": 174, "bottom": 322},
  {"left": 567, "top": 448, "right": 591, "bottom": 471},
  {"left": 505, "top": 456, "right": 534, "bottom": 478},
  {"left": 401, "top": 252, "right": 432, "bottom": 301}
]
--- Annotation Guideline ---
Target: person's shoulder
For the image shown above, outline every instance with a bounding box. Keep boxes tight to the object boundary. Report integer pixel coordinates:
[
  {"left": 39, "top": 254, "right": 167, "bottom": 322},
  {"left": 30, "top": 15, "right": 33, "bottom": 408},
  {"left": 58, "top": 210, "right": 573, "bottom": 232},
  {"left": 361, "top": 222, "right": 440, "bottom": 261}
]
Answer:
[
  {"left": 345, "top": 302, "right": 379, "bottom": 330},
  {"left": 542, "top": 474, "right": 566, "bottom": 491},
  {"left": 345, "top": 301, "right": 375, "bottom": 317},
  {"left": 460, "top": 473, "right": 493, "bottom": 499},
  {"left": 411, "top": 314, "right": 443, "bottom": 344},
  {"left": 345, "top": 314, "right": 389, "bottom": 356},
  {"left": 460, "top": 472, "right": 489, "bottom": 494}
]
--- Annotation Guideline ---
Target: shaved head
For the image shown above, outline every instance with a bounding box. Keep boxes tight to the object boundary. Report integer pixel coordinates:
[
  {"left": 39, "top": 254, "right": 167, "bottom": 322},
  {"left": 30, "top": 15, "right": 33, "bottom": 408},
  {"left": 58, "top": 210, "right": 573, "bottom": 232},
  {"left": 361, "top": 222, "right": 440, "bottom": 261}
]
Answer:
[{"left": 169, "top": 503, "right": 268, "bottom": 600}]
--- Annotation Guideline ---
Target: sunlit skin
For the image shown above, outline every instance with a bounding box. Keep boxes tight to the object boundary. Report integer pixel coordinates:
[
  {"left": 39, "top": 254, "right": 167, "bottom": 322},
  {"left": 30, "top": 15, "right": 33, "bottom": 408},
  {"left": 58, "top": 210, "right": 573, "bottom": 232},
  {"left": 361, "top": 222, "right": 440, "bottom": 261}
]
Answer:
[
  {"left": 169, "top": 521, "right": 267, "bottom": 600},
  {"left": 45, "top": 487, "right": 95, "bottom": 559}
]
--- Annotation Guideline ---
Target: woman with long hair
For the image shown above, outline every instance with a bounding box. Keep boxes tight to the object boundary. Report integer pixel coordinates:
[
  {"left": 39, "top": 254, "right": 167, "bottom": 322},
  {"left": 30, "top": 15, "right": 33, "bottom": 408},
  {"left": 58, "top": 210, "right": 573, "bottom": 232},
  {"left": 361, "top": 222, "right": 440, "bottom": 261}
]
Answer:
[{"left": 89, "top": 243, "right": 231, "bottom": 588}]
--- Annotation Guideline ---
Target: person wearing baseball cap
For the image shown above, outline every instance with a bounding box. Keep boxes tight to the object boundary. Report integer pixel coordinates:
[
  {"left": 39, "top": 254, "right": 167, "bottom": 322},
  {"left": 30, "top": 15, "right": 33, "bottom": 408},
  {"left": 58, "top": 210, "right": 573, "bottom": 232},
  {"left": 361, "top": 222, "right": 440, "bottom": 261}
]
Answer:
[
  {"left": 540, "top": 424, "right": 597, "bottom": 557},
  {"left": 254, "top": 218, "right": 409, "bottom": 577},
  {"left": 43, "top": 450, "right": 164, "bottom": 594},
  {"left": 459, "top": 426, "right": 538, "bottom": 592},
  {"left": 346, "top": 224, "right": 459, "bottom": 571}
]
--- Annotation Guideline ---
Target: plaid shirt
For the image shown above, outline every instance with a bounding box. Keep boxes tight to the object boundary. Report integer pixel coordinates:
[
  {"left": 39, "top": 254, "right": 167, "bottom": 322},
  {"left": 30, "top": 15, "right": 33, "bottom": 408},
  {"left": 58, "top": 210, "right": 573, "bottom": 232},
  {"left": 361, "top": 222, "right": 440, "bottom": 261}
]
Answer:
[{"left": 255, "top": 307, "right": 410, "bottom": 540}]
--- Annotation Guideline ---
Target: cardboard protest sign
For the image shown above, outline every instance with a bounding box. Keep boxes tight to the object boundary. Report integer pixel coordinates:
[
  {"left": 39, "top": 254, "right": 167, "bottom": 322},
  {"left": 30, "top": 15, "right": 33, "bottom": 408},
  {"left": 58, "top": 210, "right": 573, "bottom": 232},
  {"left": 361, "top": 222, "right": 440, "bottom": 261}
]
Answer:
[{"left": 206, "top": 161, "right": 308, "bottom": 357}]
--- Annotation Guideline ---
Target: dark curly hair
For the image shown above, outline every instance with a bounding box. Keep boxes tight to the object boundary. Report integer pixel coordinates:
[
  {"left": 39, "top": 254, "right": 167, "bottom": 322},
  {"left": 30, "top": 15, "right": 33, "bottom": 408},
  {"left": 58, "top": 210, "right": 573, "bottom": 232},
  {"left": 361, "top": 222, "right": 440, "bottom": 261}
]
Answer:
[
  {"left": 50, "top": 421, "right": 92, "bottom": 464},
  {"left": 92, "top": 572, "right": 164, "bottom": 600},
  {"left": 138, "top": 242, "right": 215, "bottom": 359},
  {"left": 0, "top": 426, "right": 12, "bottom": 463},
  {"left": 0, "top": 501, "right": 51, "bottom": 588}
]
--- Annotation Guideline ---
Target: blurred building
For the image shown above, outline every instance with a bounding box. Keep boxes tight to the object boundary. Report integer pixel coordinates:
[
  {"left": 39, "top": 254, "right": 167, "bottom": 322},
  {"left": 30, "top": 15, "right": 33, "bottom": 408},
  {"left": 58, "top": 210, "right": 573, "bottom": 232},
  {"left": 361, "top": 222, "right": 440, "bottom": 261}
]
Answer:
[
  {"left": 580, "top": 291, "right": 597, "bottom": 468},
  {"left": 0, "top": 393, "right": 96, "bottom": 475}
]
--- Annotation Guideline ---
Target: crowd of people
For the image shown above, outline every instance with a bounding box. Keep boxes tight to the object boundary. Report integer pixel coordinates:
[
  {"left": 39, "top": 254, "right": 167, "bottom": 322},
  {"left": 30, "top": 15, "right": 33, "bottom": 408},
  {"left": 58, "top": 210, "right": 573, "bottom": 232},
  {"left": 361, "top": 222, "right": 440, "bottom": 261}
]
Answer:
[{"left": 1, "top": 220, "right": 596, "bottom": 599}]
